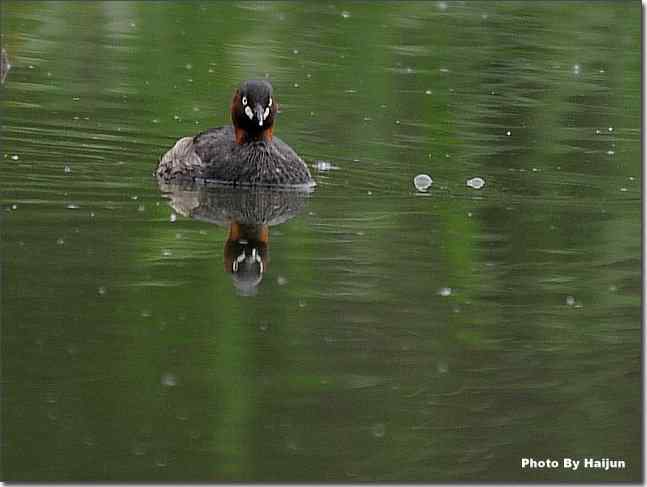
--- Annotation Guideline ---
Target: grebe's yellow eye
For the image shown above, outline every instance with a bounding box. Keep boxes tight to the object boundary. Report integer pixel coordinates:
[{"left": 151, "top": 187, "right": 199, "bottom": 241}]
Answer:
[{"left": 242, "top": 96, "right": 247, "bottom": 106}]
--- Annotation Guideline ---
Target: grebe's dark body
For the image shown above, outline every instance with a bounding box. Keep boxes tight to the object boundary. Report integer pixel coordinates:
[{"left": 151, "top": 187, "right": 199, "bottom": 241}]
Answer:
[{"left": 157, "top": 80, "right": 314, "bottom": 188}]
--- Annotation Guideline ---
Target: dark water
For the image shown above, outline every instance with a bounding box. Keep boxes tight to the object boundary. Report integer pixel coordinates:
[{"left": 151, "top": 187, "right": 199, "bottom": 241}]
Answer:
[{"left": 1, "top": 1, "right": 641, "bottom": 482}]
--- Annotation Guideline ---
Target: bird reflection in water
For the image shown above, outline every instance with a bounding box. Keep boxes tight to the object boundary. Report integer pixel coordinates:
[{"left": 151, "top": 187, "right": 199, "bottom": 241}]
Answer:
[
  {"left": 224, "top": 222, "right": 268, "bottom": 294},
  {"left": 158, "top": 181, "right": 311, "bottom": 295}
]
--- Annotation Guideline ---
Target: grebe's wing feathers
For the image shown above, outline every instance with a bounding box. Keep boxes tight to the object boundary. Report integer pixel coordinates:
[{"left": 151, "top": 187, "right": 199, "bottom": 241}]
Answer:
[{"left": 157, "top": 136, "right": 205, "bottom": 181}]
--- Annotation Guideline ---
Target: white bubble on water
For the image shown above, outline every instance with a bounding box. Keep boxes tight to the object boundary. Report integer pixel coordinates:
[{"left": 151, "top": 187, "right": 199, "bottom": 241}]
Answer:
[
  {"left": 438, "top": 287, "right": 452, "bottom": 297},
  {"left": 169, "top": 213, "right": 177, "bottom": 223},
  {"left": 466, "top": 177, "right": 485, "bottom": 190},
  {"left": 506, "top": 130, "right": 511, "bottom": 136},
  {"left": 341, "top": 10, "right": 351, "bottom": 18},
  {"left": 57, "top": 238, "right": 65, "bottom": 245},
  {"left": 414, "top": 174, "right": 433, "bottom": 192},
  {"left": 437, "top": 361, "right": 449, "bottom": 374},
  {"left": 277, "top": 276, "right": 288, "bottom": 286},
  {"left": 608, "top": 127, "right": 613, "bottom": 132},
  {"left": 565, "top": 296, "right": 575, "bottom": 306},
  {"left": 314, "top": 160, "right": 334, "bottom": 172},
  {"left": 425, "top": 89, "right": 432, "bottom": 95},
  {"left": 161, "top": 373, "right": 177, "bottom": 387},
  {"left": 11, "top": 154, "right": 19, "bottom": 161},
  {"left": 64, "top": 165, "right": 71, "bottom": 174},
  {"left": 371, "top": 423, "right": 386, "bottom": 438},
  {"left": 97, "top": 286, "right": 107, "bottom": 296}
]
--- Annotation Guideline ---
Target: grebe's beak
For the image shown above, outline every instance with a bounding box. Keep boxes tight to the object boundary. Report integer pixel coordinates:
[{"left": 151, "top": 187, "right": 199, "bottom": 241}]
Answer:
[{"left": 254, "top": 104, "right": 264, "bottom": 127}]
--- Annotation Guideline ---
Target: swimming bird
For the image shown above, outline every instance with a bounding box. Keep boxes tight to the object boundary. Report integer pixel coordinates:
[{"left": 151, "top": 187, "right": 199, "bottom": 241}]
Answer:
[{"left": 157, "top": 80, "right": 314, "bottom": 187}]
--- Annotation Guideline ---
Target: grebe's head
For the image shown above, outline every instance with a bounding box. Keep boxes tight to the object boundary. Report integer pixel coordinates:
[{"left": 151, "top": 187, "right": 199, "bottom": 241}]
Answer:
[{"left": 231, "top": 80, "right": 277, "bottom": 144}]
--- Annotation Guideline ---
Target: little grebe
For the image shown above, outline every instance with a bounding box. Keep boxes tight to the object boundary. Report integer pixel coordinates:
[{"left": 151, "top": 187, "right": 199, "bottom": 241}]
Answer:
[{"left": 157, "top": 80, "right": 315, "bottom": 187}]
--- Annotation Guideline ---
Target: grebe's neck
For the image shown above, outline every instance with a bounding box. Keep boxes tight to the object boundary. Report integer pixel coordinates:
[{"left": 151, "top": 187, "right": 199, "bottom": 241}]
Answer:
[{"left": 234, "top": 126, "right": 273, "bottom": 145}]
